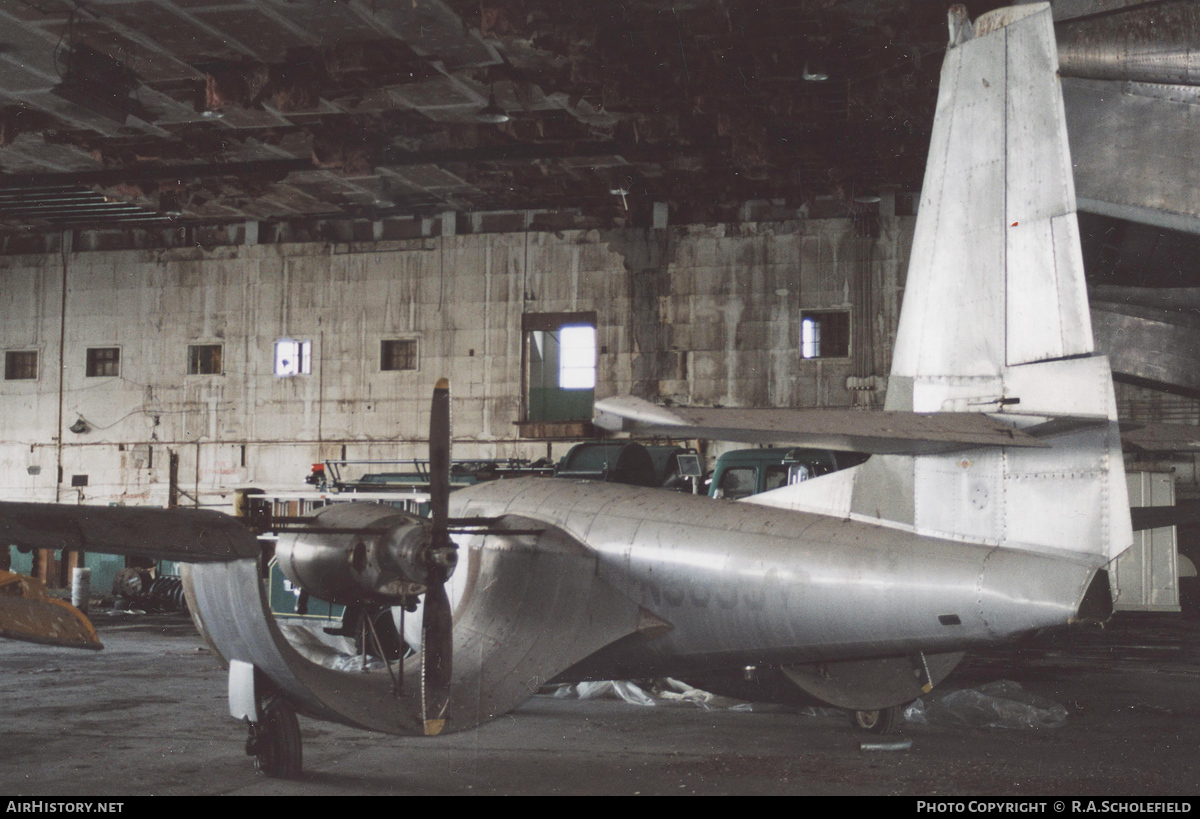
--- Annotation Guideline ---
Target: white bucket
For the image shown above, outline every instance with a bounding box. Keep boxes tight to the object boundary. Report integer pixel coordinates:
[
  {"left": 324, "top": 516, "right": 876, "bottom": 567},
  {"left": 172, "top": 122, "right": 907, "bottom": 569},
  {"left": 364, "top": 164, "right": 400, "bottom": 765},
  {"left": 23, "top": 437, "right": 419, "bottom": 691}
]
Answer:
[{"left": 71, "top": 567, "right": 91, "bottom": 613}]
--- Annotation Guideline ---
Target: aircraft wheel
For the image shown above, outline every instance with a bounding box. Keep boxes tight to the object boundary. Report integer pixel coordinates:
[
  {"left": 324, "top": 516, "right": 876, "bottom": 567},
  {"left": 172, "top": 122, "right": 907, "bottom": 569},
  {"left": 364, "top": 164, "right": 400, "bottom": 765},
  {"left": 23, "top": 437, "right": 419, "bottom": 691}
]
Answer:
[
  {"left": 849, "top": 705, "right": 902, "bottom": 735},
  {"left": 248, "top": 696, "right": 303, "bottom": 779}
]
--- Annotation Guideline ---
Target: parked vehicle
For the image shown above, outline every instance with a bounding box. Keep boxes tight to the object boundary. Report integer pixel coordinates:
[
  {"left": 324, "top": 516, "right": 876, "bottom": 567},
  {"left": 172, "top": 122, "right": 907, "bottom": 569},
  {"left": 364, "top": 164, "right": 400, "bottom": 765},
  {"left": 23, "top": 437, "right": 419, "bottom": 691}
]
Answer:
[
  {"left": 708, "top": 447, "right": 869, "bottom": 500},
  {"left": 556, "top": 441, "right": 698, "bottom": 489}
]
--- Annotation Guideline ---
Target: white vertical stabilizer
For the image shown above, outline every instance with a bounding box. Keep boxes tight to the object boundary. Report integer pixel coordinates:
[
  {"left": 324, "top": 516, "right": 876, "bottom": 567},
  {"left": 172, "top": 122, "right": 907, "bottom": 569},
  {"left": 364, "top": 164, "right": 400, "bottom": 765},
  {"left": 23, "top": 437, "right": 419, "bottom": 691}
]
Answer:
[
  {"left": 890, "top": 3, "right": 1093, "bottom": 382},
  {"left": 751, "top": 4, "right": 1132, "bottom": 564}
]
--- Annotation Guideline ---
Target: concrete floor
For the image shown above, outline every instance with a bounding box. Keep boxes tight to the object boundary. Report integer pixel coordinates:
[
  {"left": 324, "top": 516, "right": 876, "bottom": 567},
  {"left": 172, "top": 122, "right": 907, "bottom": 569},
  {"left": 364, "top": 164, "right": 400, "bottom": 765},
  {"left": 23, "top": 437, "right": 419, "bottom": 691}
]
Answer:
[{"left": 1, "top": 610, "right": 1198, "bottom": 796}]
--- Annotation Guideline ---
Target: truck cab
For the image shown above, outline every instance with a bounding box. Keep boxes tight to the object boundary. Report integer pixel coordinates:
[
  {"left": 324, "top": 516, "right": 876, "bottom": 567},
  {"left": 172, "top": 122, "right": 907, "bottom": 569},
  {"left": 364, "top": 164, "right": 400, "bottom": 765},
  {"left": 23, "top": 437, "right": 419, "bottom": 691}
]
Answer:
[{"left": 708, "top": 447, "right": 868, "bottom": 500}]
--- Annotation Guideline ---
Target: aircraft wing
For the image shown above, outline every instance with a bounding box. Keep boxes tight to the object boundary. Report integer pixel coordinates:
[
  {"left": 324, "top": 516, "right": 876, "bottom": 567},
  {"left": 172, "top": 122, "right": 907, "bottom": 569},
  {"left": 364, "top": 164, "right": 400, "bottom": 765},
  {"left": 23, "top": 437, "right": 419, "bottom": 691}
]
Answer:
[
  {"left": 594, "top": 395, "right": 1052, "bottom": 454},
  {"left": 0, "top": 501, "right": 259, "bottom": 563},
  {"left": 0, "top": 495, "right": 647, "bottom": 737},
  {"left": 0, "top": 501, "right": 259, "bottom": 651},
  {"left": 187, "top": 512, "right": 645, "bottom": 736}
]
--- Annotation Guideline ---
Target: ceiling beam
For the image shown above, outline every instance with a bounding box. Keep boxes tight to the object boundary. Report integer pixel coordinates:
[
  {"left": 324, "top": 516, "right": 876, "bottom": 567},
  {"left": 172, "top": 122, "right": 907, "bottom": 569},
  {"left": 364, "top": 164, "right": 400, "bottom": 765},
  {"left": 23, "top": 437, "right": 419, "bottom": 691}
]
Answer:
[{"left": 0, "top": 158, "right": 314, "bottom": 189}]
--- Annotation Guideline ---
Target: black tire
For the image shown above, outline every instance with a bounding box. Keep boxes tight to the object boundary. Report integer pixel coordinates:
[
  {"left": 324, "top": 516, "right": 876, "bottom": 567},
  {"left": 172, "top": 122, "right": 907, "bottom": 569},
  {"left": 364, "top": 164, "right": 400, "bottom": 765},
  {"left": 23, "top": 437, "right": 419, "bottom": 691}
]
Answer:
[
  {"left": 251, "top": 696, "right": 303, "bottom": 779},
  {"left": 849, "top": 705, "right": 902, "bottom": 735}
]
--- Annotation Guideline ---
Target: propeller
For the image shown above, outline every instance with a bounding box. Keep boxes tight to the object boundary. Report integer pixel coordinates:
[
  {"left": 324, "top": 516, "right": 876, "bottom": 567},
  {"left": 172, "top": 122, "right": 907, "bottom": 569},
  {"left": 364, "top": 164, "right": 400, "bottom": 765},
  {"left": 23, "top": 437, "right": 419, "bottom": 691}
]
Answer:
[
  {"left": 270, "top": 376, "right": 537, "bottom": 732},
  {"left": 272, "top": 377, "right": 516, "bottom": 733},
  {"left": 421, "top": 377, "right": 455, "bottom": 735}
]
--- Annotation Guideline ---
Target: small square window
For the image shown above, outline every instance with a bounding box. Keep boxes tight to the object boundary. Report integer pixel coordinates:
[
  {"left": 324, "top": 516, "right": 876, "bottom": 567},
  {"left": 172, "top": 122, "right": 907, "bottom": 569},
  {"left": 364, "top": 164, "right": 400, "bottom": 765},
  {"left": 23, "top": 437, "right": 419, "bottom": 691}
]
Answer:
[
  {"left": 381, "top": 339, "right": 417, "bottom": 371},
  {"left": 4, "top": 350, "right": 37, "bottom": 380},
  {"left": 188, "top": 344, "right": 223, "bottom": 375},
  {"left": 800, "top": 310, "right": 851, "bottom": 359},
  {"left": 274, "top": 339, "right": 312, "bottom": 376},
  {"left": 86, "top": 347, "right": 120, "bottom": 377}
]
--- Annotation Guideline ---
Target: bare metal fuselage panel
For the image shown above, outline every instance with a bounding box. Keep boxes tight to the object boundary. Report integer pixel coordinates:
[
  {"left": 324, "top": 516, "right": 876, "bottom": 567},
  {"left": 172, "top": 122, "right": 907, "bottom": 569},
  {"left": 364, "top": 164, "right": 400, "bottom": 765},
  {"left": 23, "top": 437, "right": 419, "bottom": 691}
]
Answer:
[{"left": 453, "top": 478, "right": 1101, "bottom": 677}]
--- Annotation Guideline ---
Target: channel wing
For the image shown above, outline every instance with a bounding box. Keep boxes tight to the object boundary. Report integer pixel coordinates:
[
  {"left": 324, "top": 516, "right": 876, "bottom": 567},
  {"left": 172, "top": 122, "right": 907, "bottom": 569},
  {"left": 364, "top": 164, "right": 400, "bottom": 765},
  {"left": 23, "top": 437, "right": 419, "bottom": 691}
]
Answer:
[
  {"left": 0, "top": 501, "right": 258, "bottom": 650},
  {"left": 0, "top": 501, "right": 259, "bottom": 563},
  {"left": 185, "top": 512, "right": 647, "bottom": 736}
]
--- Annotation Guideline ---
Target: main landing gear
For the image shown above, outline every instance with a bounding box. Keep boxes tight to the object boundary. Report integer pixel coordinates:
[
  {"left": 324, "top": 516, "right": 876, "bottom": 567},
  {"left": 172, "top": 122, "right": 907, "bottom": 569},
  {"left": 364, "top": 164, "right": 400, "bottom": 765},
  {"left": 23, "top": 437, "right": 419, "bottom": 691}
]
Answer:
[
  {"left": 849, "top": 705, "right": 903, "bottom": 735},
  {"left": 246, "top": 695, "right": 303, "bottom": 779}
]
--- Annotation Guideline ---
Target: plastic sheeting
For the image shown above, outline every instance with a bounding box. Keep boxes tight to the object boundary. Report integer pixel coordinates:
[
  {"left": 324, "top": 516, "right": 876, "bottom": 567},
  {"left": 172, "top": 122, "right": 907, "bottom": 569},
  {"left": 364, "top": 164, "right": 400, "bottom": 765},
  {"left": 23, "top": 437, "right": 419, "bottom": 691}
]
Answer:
[
  {"left": 904, "top": 680, "right": 1068, "bottom": 729},
  {"left": 559, "top": 680, "right": 657, "bottom": 706},
  {"left": 276, "top": 624, "right": 393, "bottom": 673},
  {"left": 548, "top": 678, "right": 755, "bottom": 711},
  {"left": 327, "top": 654, "right": 392, "bottom": 673},
  {"left": 547, "top": 677, "right": 1069, "bottom": 729}
]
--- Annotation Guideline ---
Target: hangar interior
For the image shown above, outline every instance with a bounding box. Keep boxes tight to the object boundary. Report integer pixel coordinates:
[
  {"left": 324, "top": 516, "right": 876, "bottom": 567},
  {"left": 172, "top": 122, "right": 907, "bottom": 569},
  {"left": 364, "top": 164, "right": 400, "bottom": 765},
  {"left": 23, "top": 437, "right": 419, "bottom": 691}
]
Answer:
[
  {"left": 1, "top": 0, "right": 1197, "bottom": 598},
  {"left": 0, "top": 0, "right": 1199, "bottom": 794}
]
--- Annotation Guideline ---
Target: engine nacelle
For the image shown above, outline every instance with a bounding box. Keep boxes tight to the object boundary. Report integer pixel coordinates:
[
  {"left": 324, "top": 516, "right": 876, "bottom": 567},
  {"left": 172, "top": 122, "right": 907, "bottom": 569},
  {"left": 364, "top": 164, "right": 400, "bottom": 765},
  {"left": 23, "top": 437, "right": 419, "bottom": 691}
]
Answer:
[{"left": 274, "top": 502, "right": 455, "bottom": 607}]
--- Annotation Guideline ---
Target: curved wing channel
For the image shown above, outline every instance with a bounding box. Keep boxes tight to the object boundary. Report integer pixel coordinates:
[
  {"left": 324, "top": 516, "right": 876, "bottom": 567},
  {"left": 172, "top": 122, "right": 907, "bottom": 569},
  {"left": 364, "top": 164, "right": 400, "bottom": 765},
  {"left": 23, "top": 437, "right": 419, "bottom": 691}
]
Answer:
[{"left": 189, "top": 514, "right": 641, "bottom": 735}]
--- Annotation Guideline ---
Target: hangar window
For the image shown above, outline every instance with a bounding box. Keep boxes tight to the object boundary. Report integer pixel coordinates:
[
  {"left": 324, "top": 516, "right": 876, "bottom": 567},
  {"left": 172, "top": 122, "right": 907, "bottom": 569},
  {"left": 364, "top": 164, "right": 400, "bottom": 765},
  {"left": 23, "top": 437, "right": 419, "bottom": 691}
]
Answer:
[
  {"left": 188, "top": 344, "right": 223, "bottom": 375},
  {"left": 4, "top": 350, "right": 38, "bottom": 380},
  {"left": 274, "top": 339, "right": 312, "bottom": 377},
  {"left": 381, "top": 339, "right": 418, "bottom": 371},
  {"left": 523, "top": 312, "right": 597, "bottom": 423},
  {"left": 558, "top": 325, "right": 597, "bottom": 389},
  {"left": 800, "top": 310, "right": 850, "bottom": 359},
  {"left": 86, "top": 347, "right": 120, "bottom": 377}
]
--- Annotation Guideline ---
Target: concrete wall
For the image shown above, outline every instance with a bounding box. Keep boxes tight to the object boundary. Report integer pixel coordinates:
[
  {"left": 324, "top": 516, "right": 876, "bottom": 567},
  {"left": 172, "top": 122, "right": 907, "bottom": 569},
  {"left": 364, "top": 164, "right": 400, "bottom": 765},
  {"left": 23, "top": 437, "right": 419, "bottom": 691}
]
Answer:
[{"left": 0, "top": 215, "right": 915, "bottom": 507}]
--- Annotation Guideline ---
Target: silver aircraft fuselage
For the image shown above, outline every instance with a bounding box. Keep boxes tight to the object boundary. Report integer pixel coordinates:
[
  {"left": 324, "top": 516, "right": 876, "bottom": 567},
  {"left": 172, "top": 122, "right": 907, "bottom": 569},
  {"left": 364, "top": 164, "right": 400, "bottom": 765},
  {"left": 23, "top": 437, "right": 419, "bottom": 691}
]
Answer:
[
  {"left": 187, "top": 469, "right": 1104, "bottom": 737},
  {"left": 451, "top": 475, "right": 1101, "bottom": 679}
]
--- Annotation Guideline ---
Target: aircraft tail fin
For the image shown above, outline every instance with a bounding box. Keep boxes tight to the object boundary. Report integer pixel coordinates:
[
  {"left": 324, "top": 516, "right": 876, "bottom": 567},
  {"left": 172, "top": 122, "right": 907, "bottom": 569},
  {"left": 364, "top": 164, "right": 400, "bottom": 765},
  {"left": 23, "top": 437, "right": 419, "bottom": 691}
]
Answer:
[{"left": 754, "top": 4, "right": 1132, "bottom": 563}]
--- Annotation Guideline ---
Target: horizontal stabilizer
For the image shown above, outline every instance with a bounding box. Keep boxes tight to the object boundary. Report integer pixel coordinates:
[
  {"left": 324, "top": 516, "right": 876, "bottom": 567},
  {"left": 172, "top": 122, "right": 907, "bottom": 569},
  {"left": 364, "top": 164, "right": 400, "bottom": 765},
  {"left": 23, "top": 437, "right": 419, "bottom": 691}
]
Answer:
[
  {"left": 1130, "top": 501, "right": 1200, "bottom": 532},
  {"left": 594, "top": 396, "right": 1048, "bottom": 454},
  {"left": 1120, "top": 423, "right": 1200, "bottom": 453},
  {"left": 0, "top": 502, "right": 259, "bottom": 563}
]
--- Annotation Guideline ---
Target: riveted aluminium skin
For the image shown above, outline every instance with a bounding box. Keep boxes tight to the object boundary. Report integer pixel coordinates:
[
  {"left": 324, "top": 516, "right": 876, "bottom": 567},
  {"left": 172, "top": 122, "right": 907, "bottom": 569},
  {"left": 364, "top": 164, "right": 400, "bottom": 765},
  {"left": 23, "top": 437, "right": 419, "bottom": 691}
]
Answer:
[{"left": 450, "top": 477, "right": 1101, "bottom": 679}]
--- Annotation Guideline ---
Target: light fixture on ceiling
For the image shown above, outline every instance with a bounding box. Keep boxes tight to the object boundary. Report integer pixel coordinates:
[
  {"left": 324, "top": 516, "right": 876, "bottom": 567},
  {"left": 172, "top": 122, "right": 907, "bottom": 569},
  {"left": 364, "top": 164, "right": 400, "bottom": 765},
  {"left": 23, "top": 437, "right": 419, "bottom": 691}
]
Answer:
[
  {"left": 50, "top": 44, "right": 151, "bottom": 125},
  {"left": 802, "top": 61, "right": 830, "bottom": 82},
  {"left": 159, "top": 191, "right": 184, "bottom": 217},
  {"left": 69, "top": 417, "right": 90, "bottom": 434},
  {"left": 609, "top": 174, "right": 633, "bottom": 210},
  {"left": 476, "top": 87, "right": 510, "bottom": 124}
]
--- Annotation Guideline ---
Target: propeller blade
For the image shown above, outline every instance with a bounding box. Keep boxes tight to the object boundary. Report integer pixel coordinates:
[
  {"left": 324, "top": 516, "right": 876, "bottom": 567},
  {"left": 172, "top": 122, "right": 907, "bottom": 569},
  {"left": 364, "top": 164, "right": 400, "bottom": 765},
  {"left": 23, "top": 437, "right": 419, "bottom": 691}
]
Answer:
[
  {"left": 420, "top": 579, "right": 453, "bottom": 735},
  {"left": 429, "top": 377, "right": 451, "bottom": 536},
  {"left": 421, "top": 377, "right": 454, "bottom": 736}
]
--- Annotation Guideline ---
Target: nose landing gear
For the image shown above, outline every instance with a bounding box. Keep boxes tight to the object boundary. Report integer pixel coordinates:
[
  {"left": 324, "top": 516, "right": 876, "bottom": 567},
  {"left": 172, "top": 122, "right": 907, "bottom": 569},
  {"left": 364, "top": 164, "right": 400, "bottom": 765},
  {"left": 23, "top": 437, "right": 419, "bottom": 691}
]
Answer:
[{"left": 245, "top": 695, "right": 303, "bottom": 779}]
